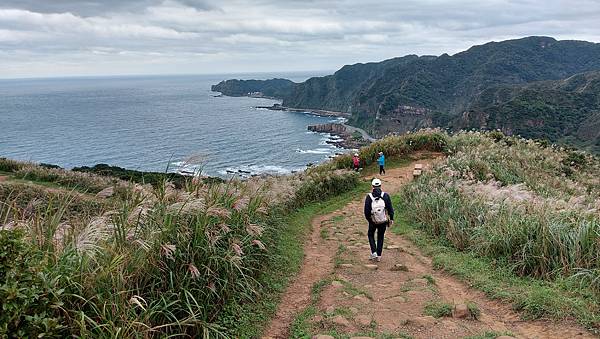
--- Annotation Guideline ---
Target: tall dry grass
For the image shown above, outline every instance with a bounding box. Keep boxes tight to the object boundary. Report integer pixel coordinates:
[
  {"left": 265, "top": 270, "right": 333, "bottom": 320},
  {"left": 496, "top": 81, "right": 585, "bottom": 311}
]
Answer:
[
  {"left": 401, "top": 131, "right": 600, "bottom": 287},
  {"left": 0, "top": 159, "right": 359, "bottom": 338}
]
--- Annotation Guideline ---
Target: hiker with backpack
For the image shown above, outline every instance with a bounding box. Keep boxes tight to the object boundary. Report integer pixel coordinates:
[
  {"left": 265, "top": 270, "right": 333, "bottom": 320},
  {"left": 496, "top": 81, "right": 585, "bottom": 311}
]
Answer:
[
  {"left": 378, "top": 152, "right": 385, "bottom": 175},
  {"left": 352, "top": 153, "right": 360, "bottom": 172},
  {"left": 364, "top": 178, "right": 394, "bottom": 262}
]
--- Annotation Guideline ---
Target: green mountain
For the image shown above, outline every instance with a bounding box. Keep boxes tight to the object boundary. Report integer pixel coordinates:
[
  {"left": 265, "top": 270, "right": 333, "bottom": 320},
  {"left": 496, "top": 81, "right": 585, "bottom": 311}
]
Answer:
[
  {"left": 458, "top": 71, "right": 600, "bottom": 152},
  {"left": 286, "top": 36, "right": 600, "bottom": 131},
  {"left": 213, "top": 37, "right": 600, "bottom": 152},
  {"left": 211, "top": 78, "right": 294, "bottom": 98}
]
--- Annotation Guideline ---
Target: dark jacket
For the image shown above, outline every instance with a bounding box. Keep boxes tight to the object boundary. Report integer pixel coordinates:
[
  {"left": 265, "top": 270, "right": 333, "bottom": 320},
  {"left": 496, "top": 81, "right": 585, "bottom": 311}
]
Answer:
[{"left": 364, "top": 188, "right": 394, "bottom": 223}]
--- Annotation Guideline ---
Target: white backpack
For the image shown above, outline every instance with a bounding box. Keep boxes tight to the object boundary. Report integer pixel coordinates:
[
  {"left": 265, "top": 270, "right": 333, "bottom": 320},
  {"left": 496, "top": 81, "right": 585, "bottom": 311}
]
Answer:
[{"left": 369, "top": 192, "right": 389, "bottom": 224}]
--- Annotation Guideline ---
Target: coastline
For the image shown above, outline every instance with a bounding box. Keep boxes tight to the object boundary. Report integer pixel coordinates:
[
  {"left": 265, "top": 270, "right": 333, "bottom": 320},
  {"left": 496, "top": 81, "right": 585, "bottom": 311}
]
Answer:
[
  {"left": 254, "top": 103, "right": 375, "bottom": 148},
  {"left": 255, "top": 104, "right": 351, "bottom": 118}
]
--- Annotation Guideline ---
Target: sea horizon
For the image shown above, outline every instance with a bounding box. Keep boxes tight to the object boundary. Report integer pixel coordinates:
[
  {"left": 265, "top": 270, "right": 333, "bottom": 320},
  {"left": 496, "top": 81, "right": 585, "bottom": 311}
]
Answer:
[{"left": 0, "top": 72, "right": 347, "bottom": 178}]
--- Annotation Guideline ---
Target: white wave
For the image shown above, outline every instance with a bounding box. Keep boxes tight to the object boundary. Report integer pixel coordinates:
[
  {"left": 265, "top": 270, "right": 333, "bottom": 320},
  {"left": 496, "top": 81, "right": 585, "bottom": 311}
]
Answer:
[
  {"left": 296, "top": 148, "right": 333, "bottom": 154},
  {"left": 319, "top": 134, "right": 343, "bottom": 146},
  {"left": 217, "top": 164, "right": 306, "bottom": 176},
  {"left": 329, "top": 117, "right": 348, "bottom": 124},
  {"left": 170, "top": 161, "right": 205, "bottom": 176}
]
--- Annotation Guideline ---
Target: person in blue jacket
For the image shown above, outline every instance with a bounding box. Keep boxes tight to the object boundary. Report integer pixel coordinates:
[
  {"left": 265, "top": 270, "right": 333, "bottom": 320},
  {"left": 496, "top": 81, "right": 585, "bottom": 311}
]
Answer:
[{"left": 377, "top": 152, "right": 385, "bottom": 175}]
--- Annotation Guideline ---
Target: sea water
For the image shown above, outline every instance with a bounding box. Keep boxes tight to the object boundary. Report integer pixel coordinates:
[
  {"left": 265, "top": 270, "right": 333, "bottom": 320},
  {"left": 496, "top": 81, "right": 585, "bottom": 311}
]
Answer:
[{"left": 0, "top": 72, "right": 345, "bottom": 177}]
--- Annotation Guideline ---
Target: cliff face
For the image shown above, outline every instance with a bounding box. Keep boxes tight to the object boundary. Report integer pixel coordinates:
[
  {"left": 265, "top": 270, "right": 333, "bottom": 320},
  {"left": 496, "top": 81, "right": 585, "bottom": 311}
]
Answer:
[{"left": 211, "top": 78, "right": 295, "bottom": 98}]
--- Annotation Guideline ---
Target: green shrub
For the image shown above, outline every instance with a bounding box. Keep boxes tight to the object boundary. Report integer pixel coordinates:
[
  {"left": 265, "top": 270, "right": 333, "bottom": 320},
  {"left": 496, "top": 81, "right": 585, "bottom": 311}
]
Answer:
[
  {"left": 72, "top": 163, "right": 210, "bottom": 189},
  {"left": 0, "top": 158, "right": 24, "bottom": 173},
  {"left": 293, "top": 170, "right": 359, "bottom": 207},
  {"left": 467, "top": 302, "right": 481, "bottom": 320},
  {"left": 562, "top": 151, "right": 587, "bottom": 168},
  {"left": 14, "top": 166, "right": 116, "bottom": 193},
  {"left": 331, "top": 129, "right": 449, "bottom": 170},
  {"left": 486, "top": 130, "right": 506, "bottom": 142},
  {"left": 0, "top": 230, "right": 67, "bottom": 338},
  {"left": 0, "top": 182, "right": 108, "bottom": 222},
  {"left": 423, "top": 300, "right": 453, "bottom": 318}
]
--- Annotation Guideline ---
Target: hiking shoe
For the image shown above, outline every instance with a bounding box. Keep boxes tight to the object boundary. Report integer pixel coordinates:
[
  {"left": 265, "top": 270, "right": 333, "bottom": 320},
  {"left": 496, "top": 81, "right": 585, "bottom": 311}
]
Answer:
[
  {"left": 369, "top": 252, "right": 377, "bottom": 260},
  {"left": 376, "top": 256, "right": 382, "bottom": 262}
]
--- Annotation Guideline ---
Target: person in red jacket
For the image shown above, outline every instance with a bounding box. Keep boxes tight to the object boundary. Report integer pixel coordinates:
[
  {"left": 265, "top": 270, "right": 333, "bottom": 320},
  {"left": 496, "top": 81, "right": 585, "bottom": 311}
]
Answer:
[{"left": 352, "top": 153, "right": 360, "bottom": 172}]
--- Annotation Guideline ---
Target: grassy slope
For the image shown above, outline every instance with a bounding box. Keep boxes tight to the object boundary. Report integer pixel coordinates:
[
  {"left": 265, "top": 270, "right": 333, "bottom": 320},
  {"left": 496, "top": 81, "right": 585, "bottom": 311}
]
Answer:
[{"left": 391, "top": 210, "right": 600, "bottom": 333}]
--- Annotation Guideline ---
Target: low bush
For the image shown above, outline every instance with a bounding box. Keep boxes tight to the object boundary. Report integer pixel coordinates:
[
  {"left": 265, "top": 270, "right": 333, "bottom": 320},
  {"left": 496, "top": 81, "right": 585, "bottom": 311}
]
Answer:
[
  {"left": 0, "top": 230, "right": 68, "bottom": 338},
  {"left": 72, "top": 163, "right": 214, "bottom": 189},
  {"left": 330, "top": 129, "right": 449, "bottom": 170},
  {"left": 293, "top": 169, "right": 359, "bottom": 207},
  {"left": 0, "top": 158, "right": 24, "bottom": 173},
  {"left": 423, "top": 300, "right": 453, "bottom": 318},
  {"left": 13, "top": 165, "right": 117, "bottom": 193}
]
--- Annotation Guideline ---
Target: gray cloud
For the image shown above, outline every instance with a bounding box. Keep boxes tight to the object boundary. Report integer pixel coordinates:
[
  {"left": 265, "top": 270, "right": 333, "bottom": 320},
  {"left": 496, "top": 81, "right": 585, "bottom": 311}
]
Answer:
[
  {"left": 1, "top": 0, "right": 599, "bottom": 78},
  {"left": 0, "top": 0, "right": 215, "bottom": 16}
]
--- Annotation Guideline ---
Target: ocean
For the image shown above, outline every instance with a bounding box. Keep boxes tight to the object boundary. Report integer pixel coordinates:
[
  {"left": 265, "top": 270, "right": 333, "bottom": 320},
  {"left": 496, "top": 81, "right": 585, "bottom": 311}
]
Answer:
[{"left": 0, "top": 72, "right": 346, "bottom": 177}]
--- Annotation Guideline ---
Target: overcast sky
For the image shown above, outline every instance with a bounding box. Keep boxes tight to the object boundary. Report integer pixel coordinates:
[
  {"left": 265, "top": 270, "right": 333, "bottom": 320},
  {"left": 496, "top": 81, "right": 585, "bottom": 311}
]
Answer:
[{"left": 1, "top": 0, "right": 600, "bottom": 78}]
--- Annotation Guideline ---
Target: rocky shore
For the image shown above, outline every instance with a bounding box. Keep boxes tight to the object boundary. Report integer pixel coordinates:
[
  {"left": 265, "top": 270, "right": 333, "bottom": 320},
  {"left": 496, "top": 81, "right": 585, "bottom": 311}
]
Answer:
[
  {"left": 256, "top": 104, "right": 351, "bottom": 118},
  {"left": 307, "top": 123, "right": 371, "bottom": 149}
]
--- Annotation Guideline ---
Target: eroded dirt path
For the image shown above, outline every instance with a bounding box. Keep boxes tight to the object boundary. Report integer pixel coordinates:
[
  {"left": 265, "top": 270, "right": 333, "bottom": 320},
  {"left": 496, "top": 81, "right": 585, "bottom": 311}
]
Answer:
[{"left": 263, "top": 157, "right": 594, "bottom": 339}]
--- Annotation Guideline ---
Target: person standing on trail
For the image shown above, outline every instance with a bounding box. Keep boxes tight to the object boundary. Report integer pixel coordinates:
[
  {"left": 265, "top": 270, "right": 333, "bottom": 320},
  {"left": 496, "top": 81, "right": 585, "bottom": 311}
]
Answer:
[
  {"left": 364, "top": 178, "right": 394, "bottom": 262},
  {"left": 378, "top": 152, "right": 385, "bottom": 175},
  {"left": 352, "top": 153, "right": 361, "bottom": 172}
]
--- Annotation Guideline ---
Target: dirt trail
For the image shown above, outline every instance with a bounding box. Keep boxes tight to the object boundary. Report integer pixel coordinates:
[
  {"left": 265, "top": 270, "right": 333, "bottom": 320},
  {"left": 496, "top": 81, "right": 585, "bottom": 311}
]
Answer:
[{"left": 262, "top": 158, "right": 594, "bottom": 339}]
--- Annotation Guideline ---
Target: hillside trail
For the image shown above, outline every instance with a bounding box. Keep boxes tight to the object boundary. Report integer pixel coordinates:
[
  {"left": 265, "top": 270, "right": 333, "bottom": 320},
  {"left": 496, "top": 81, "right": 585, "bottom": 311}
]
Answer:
[{"left": 262, "top": 155, "right": 595, "bottom": 339}]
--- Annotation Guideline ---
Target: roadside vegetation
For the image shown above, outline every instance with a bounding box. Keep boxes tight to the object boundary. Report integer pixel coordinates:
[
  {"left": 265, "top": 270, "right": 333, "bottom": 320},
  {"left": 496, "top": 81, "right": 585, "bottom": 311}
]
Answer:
[
  {"left": 5, "top": 128, "right": 599, "bottom": 337},
  {"left": 0, "top": 156, "right": 359, "bottom": 338},
  {"left": 396, "top": 130, "right": 600, "bottom": 331}
]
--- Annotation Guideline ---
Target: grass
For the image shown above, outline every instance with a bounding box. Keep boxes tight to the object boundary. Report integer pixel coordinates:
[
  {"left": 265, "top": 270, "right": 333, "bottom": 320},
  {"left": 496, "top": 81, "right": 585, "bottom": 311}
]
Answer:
[
  {"left": 334, "top": 244, "right": 349, "bottom": 268},
  {"left": 423, "top": 300, "right": 453, "bottom": 318},
  {"left": 218, "top": 181, "right": 371, "bottom": 337},
  {"left": 340, "top": 280, "right": 373, "bottom": 300},
  {"left": 392, "top": 212, "right": 600, "bottom": 332},
  {"left": 393, "top": 130, "right": 600, "bottom": 333},
  {"left": 464, "top": 331, "right": 514, "bottom": 339},
  {"left": 330, "top": 129, "right": 449, "bottom": 171},
  {"left": 467, "top": 302, "right": 481, "bottom": 320},
  {"left": 359, "top": 155, "right": 415, "bottom": 177},
  {"left": 331, "top": 215, "right": 345, "bottom": 223},
  {"left": 4, "top": 175, "right": 95, "bottom": 194},
  {"left": 320, "top": 227, "right": 329, "bottom": 240},
  {"left": 0, "top": 153, "right": 366, "bottom": 338},
  {"left": 422, "top": 274, "right": 436, "bottom": 285}
]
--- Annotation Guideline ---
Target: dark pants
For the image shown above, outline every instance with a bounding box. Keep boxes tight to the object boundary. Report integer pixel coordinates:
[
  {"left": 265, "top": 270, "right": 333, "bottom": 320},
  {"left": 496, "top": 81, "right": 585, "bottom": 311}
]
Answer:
[
  {"left": 379, "top": 165, "right": 385, "bottom": 175},
  {"left": 368, "top": 222, "right": 387, "bottom": 256}
]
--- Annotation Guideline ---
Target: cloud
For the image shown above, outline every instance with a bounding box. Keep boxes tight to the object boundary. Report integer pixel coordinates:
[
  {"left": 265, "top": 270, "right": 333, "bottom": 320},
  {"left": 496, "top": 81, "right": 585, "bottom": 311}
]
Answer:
[
  {"left": 0, "top": 0, "right": 599, "bottom": 78},
  {"left": 0, "top": 0, "right": 215, "bottom": 16}
]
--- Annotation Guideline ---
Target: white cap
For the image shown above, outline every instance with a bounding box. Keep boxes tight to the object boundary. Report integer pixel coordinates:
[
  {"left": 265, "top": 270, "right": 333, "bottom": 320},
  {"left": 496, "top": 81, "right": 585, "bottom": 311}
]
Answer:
[
  {"left": 378, "top": 151, "right": 383, "bottom": 155},
  {"left": 371, "top": 178, "right": 382, "bottom": 187},
  {"left": 354, "top": 153, "right": 358, "bottom": 156}
]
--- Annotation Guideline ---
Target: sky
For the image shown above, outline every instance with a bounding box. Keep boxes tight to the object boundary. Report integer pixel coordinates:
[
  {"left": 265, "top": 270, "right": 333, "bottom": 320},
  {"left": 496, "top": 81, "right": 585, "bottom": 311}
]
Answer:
[{"left": 1, "top": 0, "right": 600, "bottom": 78}]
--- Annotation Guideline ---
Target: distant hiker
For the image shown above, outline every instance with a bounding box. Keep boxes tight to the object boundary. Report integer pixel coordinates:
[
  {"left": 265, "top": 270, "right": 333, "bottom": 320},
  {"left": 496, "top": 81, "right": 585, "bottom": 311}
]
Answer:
[
  {"left": 364, "top": 178, "right": 394, "bottom": 262},
  {"left": 378, "top": 152, "right": 385, "bottom": 175},
  {"left": 352, "top": 153, "right": 360, "bottom": 172}
]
